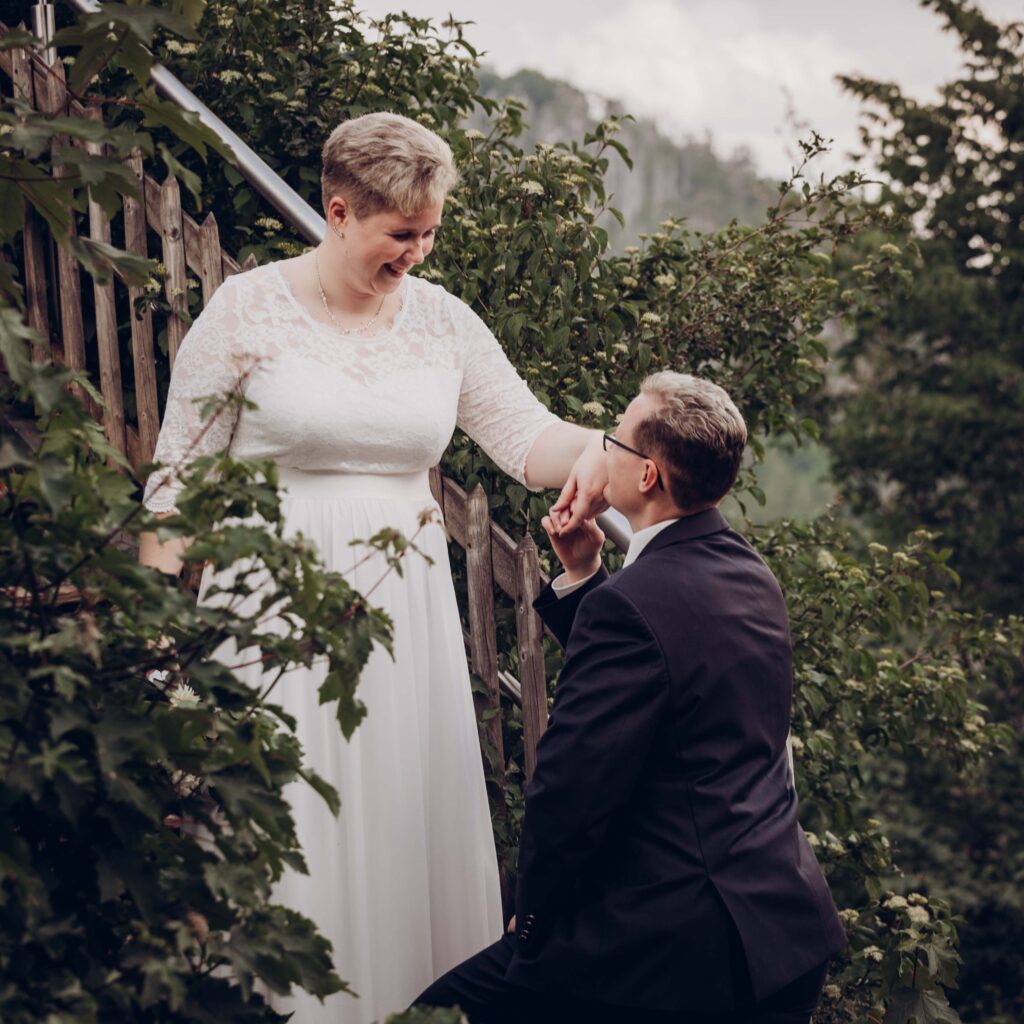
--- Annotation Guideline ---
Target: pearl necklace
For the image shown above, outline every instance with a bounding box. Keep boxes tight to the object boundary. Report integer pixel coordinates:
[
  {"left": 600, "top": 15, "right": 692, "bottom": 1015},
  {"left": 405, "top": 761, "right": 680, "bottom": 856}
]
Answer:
[{"left": 314, "top": 249, "right": 386, "bottom": 335}]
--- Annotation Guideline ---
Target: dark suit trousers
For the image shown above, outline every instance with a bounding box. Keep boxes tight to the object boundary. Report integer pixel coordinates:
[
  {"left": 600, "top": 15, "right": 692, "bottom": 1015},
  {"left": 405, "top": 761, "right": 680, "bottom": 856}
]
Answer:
[{"left": 414, "top": 934, "right": 828, "bottom": 1024}]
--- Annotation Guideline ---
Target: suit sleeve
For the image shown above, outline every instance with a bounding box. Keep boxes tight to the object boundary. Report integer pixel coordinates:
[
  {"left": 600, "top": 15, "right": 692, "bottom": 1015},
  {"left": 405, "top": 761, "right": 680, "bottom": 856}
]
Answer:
[
  {"left": 532, "top": 567, "right": 609, "bottom": 649},
  {"left": 515, "top": 582, "right": 667, "bottom": 945}
]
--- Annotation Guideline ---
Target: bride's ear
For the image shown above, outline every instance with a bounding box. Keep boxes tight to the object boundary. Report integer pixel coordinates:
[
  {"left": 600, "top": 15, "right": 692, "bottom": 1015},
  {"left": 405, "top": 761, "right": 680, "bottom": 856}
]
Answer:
[{"left": 326, "top": 195, "right": 351, "bottom": 236}]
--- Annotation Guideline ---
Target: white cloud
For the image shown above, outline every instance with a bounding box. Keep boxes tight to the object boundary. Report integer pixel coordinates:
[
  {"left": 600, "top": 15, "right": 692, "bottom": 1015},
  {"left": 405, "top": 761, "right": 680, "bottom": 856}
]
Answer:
[
  {"left": 510, "top": 0, "right": 867, "bottom": 176},
  {"left": 354, "top": 0, "right": 1024, "bottom": 178}
]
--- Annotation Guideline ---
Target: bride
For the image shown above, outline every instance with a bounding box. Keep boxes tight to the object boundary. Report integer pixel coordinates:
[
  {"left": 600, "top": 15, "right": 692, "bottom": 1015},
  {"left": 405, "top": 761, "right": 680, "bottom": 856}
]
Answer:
[{"left": 138, "top": 111, "right": 607, "bottom": 1023}]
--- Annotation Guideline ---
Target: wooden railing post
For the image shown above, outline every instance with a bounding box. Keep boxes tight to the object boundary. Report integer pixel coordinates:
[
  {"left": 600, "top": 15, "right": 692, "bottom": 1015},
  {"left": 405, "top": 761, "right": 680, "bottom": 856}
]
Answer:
[
  {"left": 197, "top": 212, "right": 224, "bottom": 302},
  {"left": 159, "top": 177, "right": 189, "bottom": 367},
  {"left": 514, "top": 535, "right": 548, "bottom": 781},
  {"left": 466, "top": 485, "right": 510, "bottom": 909},
  {"left": 11, "top": 46, "right": 50, "bottom": 362},
  {"left": 466, "top": 486, "right": 506, "bottom": 776},
  {"left": 428, "top": 464, "right": 444, "bottom": 511},
  {"left": 123, "top": 150, "right": 161, "bottom": 468},
  {"left": 41, "top": 62, "right": 87, "bottom": 396},
  {"left": 84, "top": 104, "right": 126, "bottom": 458}
]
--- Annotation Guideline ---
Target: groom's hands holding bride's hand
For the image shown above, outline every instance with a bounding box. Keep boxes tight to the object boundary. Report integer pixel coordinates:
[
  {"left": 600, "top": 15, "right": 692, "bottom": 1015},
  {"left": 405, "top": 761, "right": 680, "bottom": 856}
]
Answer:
[
  {"left": 542, "top": 511, "right": 605, "bottom": 583},
  {"left": 550, "top": 431, "right": 609, "bottom": 533}
]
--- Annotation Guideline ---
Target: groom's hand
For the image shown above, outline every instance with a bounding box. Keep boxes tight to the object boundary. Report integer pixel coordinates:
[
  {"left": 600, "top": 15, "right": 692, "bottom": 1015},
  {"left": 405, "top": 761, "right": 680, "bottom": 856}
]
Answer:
[{"left": 542, "top": 513, "right": 604, "bottom": 583}]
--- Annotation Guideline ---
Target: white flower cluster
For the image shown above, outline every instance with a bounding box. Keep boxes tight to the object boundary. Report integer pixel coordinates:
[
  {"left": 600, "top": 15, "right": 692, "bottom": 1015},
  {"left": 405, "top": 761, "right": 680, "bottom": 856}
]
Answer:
[
  {"left": 170, "top": 768, "right": 202, "bottom": 797},
  {"left": 906, "top": 906, "right": 930, "bottom": 926},
  {"left": 168, "top": 682, "right": 201, "bottom": 709},
  {"left": 163, "top": 40, "right": 198, "bottom": 55}
]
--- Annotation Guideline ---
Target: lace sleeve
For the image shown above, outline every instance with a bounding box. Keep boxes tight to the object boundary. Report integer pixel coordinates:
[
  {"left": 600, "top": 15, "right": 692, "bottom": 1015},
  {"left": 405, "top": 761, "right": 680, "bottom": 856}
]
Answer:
[
  {"left": 453, "top": 298, "right": 559, "bottom": 488},
  {"left": 142, "top": 278, "right": 248, "bottom": 513}
]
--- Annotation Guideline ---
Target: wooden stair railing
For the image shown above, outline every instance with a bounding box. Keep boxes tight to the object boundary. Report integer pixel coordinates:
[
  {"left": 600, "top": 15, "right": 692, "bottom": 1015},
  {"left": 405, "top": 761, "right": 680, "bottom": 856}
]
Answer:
[{"left": 1, "top": 39, "right": 552, "bottom": 783}]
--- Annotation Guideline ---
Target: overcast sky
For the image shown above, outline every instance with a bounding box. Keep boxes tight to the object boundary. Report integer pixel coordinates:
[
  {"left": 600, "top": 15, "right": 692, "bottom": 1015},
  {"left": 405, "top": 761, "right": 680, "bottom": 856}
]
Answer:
[{"left": 355, "top": 0, "right": 1022, "bottom": 177}]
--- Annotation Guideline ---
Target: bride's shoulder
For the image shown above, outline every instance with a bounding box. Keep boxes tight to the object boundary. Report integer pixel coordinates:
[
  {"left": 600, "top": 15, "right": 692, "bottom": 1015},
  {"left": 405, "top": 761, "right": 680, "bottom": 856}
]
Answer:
[
  {"left": 203, "top": 261, "right": 290, "bottom": 323},
  {"left": 204, "top": 261, "right": 273, "bottom": 304},
  {"left": 226, "top": 259, "right": 282, "bottom": 294},
  {"left": 408, "top": 274, "right": 477, "bottom": 327}
]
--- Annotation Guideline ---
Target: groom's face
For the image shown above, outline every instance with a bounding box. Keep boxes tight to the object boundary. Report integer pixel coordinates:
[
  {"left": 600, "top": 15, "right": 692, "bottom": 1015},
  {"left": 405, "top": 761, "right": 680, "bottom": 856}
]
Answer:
[{"left": 604, "top": 393, "right": 664, "bottom": 514}]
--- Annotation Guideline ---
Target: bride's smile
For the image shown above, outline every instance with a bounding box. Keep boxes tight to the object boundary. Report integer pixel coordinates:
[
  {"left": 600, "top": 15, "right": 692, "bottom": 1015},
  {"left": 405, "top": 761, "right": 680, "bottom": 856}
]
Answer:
[{"left": 333, "top": 200, "right": 444, "bottom": 301}]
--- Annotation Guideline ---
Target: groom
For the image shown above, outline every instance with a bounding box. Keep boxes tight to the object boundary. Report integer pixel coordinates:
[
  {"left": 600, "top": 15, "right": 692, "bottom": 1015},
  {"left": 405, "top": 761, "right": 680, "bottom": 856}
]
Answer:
[{"left": 417, "top": 371, "right": 847, "bottom": 1022}]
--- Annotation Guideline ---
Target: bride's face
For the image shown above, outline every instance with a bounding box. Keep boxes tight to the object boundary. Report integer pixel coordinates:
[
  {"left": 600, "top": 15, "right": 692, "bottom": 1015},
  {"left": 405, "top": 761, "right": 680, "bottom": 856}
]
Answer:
[{"left": 334, "top": 200, "right": 443, "bottom": 298}]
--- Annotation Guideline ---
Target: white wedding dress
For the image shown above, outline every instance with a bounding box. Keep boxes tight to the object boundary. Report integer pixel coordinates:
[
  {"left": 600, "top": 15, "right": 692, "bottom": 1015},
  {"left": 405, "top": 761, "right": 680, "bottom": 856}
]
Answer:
[{"left": 144, "top": 263, "right": 558, "bottom": 1022}]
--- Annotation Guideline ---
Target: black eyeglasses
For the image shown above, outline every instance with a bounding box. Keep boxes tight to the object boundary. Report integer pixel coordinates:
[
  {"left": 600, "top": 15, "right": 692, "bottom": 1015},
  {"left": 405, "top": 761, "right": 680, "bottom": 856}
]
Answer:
[{"left": 602, "top": 433, "right": 665, "bottom": 491}]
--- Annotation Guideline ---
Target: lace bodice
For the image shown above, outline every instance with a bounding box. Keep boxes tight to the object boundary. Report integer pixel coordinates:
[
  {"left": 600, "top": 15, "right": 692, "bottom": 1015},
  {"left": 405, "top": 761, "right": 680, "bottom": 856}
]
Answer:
[{"left": 143, "top": 264, "right": 558, "bottom": 512}]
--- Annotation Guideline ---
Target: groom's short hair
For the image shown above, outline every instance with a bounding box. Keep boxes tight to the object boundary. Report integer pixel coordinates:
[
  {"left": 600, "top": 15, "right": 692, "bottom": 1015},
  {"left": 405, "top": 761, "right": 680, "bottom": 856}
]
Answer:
[{"left": 634, "top": 372, "right": 747, "bottom": 512}]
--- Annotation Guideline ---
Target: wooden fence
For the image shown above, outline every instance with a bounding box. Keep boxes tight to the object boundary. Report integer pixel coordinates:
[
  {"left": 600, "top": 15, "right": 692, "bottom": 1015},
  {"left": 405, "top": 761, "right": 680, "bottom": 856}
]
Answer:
[{"left": 1, "top": 42, "right": 552, "bottom": 787}]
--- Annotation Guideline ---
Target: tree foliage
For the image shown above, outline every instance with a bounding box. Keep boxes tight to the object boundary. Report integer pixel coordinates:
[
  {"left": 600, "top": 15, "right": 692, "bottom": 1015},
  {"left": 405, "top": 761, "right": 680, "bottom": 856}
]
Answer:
[
  {"left": 829, "top": 0, "right": 1024, "bottom": 617},
  {"left": 825, "top": 5, "right": 1024, "bottom": 1018}
]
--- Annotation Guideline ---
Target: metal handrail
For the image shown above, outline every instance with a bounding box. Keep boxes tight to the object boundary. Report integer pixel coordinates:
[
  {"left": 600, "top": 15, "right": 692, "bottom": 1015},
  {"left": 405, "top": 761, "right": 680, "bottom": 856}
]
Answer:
[
  {"left": 51, "top": 0, "right": 633, "bottom": 554},
  {"left": 58, "top": 0, "right": 325, "bottom": 243},
  {"left": 30, "top": 2, "right": 55, "bottom": 65}
]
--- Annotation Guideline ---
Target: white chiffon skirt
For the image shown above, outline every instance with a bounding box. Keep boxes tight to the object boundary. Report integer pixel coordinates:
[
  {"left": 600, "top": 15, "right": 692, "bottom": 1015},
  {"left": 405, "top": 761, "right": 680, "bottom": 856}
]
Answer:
[{"left": 201, "top": 468, "right": 503, "bottom": 1022}]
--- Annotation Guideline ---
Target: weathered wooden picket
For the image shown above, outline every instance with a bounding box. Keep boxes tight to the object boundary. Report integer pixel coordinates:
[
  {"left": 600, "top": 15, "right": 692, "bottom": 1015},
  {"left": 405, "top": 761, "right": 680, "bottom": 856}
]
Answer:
[{"left": 1, "top": 41, "right": 552, "bottom": 785}]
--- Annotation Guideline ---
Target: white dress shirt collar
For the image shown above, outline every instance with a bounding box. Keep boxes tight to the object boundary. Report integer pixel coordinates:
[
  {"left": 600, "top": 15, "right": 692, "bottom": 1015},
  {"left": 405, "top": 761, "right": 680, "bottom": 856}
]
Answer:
[{"left": 622, "top": 517, "right": 681, "bottom": 567}]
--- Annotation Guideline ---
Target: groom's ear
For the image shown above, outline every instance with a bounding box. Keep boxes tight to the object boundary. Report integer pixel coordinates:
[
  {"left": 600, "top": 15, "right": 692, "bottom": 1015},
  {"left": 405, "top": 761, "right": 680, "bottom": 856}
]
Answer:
[{"left": 638, "top": 460, "right": 660, "bottom": 495}]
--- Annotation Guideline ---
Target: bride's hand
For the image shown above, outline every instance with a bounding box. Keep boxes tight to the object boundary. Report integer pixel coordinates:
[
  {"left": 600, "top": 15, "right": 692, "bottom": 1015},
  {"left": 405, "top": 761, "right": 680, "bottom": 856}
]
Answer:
[{"left": 550, "top": 432, "right": 609, "bottom": 533}]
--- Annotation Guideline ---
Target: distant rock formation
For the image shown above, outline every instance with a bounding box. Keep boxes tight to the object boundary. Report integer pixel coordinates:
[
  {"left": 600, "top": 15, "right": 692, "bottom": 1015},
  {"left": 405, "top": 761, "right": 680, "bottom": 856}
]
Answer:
[{"left": 475, "top": 68, "right": 779, "bottom": 241}]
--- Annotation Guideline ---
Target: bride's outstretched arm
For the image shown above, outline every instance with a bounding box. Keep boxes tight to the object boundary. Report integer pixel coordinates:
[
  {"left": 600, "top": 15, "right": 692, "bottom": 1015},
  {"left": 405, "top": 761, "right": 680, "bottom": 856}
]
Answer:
[{"left": 451, "top": 293, "right": 608, "bottom": 526}]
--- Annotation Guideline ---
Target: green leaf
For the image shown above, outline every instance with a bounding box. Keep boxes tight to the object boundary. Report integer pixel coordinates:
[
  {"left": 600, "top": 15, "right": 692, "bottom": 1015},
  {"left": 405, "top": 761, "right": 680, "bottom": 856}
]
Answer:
[
  {"left": 156, "top": 142, "right": 205, "bottom": 207},
  {"left": 0, "top": 28, "right": 38, "bottom": 50},
  {"left": 884, "top": 988, "right": 961, "bottom": 1024}
]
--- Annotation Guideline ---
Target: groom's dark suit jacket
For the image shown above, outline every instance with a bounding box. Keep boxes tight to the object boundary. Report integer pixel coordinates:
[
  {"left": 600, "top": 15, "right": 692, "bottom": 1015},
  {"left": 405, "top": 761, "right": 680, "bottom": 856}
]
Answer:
[{"left": 505, "top": 507, "right": 847, "bottom": 1013}]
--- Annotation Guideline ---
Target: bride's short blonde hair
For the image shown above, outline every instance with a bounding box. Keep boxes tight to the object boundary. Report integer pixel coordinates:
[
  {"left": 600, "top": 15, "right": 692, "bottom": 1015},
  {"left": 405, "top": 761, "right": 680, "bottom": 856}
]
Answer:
[{"left": 321, "top": 112, "right": 459, "bottom": 218}]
